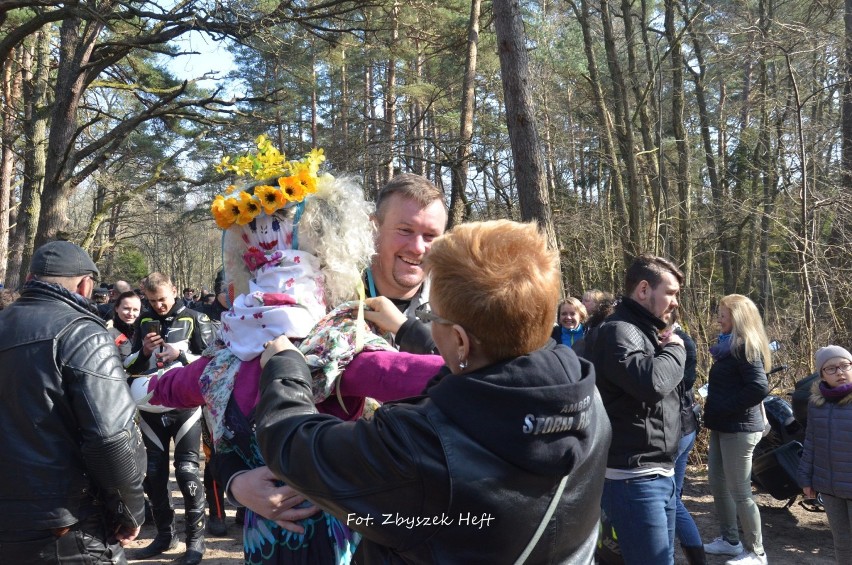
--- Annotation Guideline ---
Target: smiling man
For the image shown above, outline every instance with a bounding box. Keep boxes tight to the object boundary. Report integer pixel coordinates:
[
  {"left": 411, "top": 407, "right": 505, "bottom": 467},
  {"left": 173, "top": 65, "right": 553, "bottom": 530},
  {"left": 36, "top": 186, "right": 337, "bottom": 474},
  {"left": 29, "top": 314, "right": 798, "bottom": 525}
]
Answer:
[
  {"left": 582, "top": 254, "right": 687, "bottom": 565},
  {"left": 363, "top": 173, "right": 448, "bottom": 353}
]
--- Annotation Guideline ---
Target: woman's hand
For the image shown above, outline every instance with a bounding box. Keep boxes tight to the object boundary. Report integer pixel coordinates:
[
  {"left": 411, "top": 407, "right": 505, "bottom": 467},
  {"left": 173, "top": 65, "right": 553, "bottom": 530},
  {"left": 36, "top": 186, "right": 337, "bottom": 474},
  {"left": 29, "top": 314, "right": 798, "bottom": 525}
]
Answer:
[
  {"left": 230, "top": 466, "right": 320, "bottom": 532},
  {"left": 364, "top": 296, "right": 407, "bottom": 334},
  {"left": 260, "top": 335, "right": 302, "bottom": 368}
]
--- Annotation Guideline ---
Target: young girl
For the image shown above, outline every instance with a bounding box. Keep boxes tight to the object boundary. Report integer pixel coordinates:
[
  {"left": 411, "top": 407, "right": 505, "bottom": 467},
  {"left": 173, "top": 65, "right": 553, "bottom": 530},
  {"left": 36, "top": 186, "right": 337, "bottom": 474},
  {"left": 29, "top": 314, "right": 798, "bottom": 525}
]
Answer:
[
  {"left": 798, "top": 345, "right": 852, "bottom": 564},
  {"left": 551, "top": 297, "right": 587, "bottom": 347}
]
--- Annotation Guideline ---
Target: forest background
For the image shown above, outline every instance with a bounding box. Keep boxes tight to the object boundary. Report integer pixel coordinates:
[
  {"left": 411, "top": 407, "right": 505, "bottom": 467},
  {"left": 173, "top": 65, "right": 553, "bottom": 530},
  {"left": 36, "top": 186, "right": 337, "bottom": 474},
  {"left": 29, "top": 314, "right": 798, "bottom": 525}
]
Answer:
[{"left": 2, "top": 0, "right": 852, "bottom": 389}]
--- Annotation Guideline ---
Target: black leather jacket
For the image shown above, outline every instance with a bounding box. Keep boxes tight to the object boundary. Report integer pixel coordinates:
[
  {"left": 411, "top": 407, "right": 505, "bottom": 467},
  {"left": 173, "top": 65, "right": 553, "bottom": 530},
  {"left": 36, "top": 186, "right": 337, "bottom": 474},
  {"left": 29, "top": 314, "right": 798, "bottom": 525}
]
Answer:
[
  {"left": 0, "top": 281, "right": 146, "bottom": 531},
  {"left": 257, "top": 342, "right": 611, "bottom": 564},
  {"left": 584, "top": 298, "right": 686, "bottom": 470}
]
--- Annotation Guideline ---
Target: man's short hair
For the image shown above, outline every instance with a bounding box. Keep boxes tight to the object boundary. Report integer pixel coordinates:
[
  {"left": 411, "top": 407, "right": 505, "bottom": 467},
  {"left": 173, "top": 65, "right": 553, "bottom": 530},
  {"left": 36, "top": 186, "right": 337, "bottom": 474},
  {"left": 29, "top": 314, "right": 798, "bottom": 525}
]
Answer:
[
  {"left": 183, "top": 288, "right": 194, "bottom": 294},
  {"left": 426, "top": 220, "right": 560, "bottom": 361},
  {"left": 142, "top": 272, "right": 174, "bottom": 293},
  {"left": 375, "top": 173, "right": 446, "bottom": 224},
  {"left": 624, "top": 254, "right": 684, "bottom": 297}
]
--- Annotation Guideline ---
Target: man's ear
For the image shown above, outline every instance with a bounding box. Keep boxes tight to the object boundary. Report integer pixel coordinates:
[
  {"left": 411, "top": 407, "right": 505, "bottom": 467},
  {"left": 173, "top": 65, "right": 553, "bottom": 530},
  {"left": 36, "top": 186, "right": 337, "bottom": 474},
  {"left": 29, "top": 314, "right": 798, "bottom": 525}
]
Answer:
[{"left": 635, "top": 280, "right": 650, "bottom": 299}]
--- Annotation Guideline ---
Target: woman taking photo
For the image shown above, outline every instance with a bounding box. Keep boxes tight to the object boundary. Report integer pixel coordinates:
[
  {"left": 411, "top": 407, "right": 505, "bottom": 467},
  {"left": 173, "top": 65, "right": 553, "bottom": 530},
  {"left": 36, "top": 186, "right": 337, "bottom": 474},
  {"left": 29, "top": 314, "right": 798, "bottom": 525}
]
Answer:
[
  {"left": 702, "top": 294, "right": 770, "bottom": 565},
  {"left": 109, "top": 290, "right": 142, "bottom": 361}
]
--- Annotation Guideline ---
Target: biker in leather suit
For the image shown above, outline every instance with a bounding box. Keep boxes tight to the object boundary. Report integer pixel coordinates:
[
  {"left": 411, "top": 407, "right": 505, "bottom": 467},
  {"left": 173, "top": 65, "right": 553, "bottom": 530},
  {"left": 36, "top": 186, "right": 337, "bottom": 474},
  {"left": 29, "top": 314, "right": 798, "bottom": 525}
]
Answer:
[{"left": 126, "top": 273, "right": 214, "bottom": 565}]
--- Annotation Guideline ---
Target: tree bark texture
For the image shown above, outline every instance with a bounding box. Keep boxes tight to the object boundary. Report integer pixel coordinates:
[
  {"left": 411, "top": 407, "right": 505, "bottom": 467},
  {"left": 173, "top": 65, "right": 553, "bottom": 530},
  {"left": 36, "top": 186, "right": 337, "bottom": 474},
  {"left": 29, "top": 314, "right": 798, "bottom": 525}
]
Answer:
[{"left": 492, "top": 0, "right": 559, "bottom": 258}]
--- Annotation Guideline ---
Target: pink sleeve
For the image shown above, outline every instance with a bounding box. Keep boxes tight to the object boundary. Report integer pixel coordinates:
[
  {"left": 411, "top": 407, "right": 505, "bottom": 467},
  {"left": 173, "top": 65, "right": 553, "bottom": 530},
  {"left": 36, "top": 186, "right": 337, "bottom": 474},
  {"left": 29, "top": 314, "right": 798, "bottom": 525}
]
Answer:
[
  {"left": 339, "top": 350, "right": 444, "bottom": 402},
  {"left": 147, "top": 357, "right": 210, "bottom": 409}
]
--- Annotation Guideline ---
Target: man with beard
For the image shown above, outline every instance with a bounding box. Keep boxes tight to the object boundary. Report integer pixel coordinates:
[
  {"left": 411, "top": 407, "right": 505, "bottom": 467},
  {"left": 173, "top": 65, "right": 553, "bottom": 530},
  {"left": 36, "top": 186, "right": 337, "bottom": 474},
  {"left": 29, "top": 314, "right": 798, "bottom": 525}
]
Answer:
[
  {"left": 583, "top": 254, "right": 687, "bottom": 565},
  {"left": 362, "top": 173, "right": 448, "bottom": 353}
]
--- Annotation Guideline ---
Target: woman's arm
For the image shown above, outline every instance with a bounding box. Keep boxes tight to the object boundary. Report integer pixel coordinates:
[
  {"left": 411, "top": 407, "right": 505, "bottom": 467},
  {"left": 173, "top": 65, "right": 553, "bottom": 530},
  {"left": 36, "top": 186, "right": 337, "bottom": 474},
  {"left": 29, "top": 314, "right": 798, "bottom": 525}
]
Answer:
[
  {"left": 339, "top": 350, "right": 444, "bottom": 402},
  {"left": 146, "top": 356, "right": 210, "bottom": 408}
]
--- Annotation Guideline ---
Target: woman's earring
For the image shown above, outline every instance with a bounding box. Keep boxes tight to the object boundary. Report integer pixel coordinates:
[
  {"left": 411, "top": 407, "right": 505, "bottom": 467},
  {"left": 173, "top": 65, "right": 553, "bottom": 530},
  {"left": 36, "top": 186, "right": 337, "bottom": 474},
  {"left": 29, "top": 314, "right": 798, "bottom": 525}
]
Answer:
[{"left": 458, "top": 359, "right": 468, "bottom": 370}]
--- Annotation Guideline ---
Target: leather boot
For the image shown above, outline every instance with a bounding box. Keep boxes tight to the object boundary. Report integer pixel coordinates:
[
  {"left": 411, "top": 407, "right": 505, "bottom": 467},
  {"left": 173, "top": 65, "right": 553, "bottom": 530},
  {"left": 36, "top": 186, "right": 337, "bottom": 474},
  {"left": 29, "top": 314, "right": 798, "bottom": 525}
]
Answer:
[
  {"left": 682, "top": 544, "right": 707, "bottom": 565},
  {"left": 136, "top": 507, "right": 178, "bottom": 559},
  {"left": 176, "top": 510, "right": 206, "bottom": 565}
]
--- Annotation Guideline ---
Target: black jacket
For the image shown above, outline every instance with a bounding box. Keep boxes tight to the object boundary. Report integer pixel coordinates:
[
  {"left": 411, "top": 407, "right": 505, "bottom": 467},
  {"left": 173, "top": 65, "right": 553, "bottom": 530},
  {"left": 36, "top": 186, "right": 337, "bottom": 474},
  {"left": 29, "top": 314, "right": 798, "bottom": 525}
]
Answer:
[
  {"left": 675, "top": 327, "right": 699, "bottom": 437},
  {"left": 256, "top": 343, "right": 611, "bottom": 564},
  {"left": 126, "top": 301, "right": 214, "bottom": 374},
  {"left": 584, "top": 297, "right": 686, "bottom": 470},
  {"left": 0, "top": 282, "right": 146, "bottom": 531},
  {"left": 703, "top": 343, "right": 769, "bottom": 433}
]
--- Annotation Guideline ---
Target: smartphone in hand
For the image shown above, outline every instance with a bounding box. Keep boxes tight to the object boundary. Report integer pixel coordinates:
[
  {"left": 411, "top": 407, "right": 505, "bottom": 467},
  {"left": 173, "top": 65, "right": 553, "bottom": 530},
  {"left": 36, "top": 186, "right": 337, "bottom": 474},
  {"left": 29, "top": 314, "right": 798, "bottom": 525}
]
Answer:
[{"left": 141, "top": 320, "right": 161, "bottom": 336}]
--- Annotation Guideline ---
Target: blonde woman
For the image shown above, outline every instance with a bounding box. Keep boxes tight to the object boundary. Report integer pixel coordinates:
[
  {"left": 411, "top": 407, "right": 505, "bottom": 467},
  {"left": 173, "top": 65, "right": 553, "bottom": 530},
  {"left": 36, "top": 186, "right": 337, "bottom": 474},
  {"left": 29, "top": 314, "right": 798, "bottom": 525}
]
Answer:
[
  {"left": 551, "top": 297, "right": 588, "bottom": 347},
  {"left": 702, "top": 294, "right": 771, "bottom": 565}
]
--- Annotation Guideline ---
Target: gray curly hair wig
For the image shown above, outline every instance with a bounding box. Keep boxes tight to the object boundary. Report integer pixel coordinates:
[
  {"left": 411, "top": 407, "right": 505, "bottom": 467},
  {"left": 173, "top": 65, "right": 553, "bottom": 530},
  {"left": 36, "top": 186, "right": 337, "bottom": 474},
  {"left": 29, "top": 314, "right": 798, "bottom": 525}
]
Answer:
[{"left": 222, "top": 174, "right": 375, "bottom": 309}]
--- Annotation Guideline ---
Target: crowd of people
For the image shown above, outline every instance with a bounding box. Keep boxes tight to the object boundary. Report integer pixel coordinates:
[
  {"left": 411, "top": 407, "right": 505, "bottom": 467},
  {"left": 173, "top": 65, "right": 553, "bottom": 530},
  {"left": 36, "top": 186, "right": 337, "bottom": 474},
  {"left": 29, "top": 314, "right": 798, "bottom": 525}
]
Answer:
[{"left": 0, "top": 146, "right": 849, "bottom": 565}]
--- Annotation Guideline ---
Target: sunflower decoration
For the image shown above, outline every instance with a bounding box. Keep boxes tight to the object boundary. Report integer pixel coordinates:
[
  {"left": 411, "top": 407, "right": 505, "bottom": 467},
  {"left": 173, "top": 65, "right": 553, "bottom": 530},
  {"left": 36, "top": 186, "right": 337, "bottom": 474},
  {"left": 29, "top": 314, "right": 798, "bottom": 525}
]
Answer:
[{"left": 211, "top": 135, "right": 326, "bottom": 229}]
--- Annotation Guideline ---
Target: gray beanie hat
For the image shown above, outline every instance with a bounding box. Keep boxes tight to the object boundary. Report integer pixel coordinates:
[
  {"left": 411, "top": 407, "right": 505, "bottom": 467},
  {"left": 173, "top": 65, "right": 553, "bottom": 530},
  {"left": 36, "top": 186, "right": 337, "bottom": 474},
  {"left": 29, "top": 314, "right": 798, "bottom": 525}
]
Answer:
[{"left": 815, "top": 345, "right": 852, "bottom": 373}]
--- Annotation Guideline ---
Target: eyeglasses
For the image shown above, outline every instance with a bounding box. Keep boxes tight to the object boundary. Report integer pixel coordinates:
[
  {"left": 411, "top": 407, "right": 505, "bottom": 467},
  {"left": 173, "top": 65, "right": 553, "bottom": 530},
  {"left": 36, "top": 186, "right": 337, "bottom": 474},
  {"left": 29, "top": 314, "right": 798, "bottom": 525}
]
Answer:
[
  {"left": 822, "top": 362, "right": 852, "bottom": 376},
  {"left": 415, "top": 307, "right": 457, "bottom": 326}
]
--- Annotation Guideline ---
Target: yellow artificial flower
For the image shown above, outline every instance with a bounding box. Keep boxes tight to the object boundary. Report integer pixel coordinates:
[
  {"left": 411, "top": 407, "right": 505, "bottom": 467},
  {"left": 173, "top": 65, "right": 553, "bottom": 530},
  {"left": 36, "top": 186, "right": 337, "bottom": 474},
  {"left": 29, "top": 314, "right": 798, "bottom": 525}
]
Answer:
[
  {"left": 306, "top": 148, "right": 326, "bottom": 174},
  {"left": 215, "top": 156, "right": 231, "bottom": 174},
  {"left": 254, "top": 184, "right": 288, "bottom": 215},
  {"left": 233, "top": 155, "right": 255, "bottom": 177},
  {"left": 278, "top": 176, "right": 307, "bottom": 202},
  {"left": 211, "top": 194, "right": 241, "bottom": 229},
  {"left": 236, "top": 191, "right": 262, "bottom": 225},
  {"left": 224, "top": 184, "right": 236, "bottom": 194},
  {"left": 297, "top": 167, "right": 317, "bottom": 194}
]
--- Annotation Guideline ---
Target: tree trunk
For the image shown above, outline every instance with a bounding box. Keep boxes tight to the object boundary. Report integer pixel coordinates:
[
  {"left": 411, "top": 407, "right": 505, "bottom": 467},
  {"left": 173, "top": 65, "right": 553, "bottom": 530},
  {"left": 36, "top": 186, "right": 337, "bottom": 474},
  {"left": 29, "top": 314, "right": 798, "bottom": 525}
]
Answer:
[
  {"left": 665, "top": 0, "right": 691, "bottom": 285},
  {"left": 0, "top": 48, "right": 22, "bottom": 285},
  {"left": 36, "top": 15, "right": 104, "bottom": 247},
  {"left": 449, "top": 0, "right": 481, "bottom": 229},
  {"left": 8, "top": 30, "right": 49, "bottom": 288},
  {"left": 843, "top": 0, "right": 852, "bottom": 191},
  {"left": 572, "top": 0, "right": 631, "bottom": 259},
  {"left": 384, "top": 1, "right": 399, "bottom": 181},
  {"left": 492, "top": 0, "right": 560, "bottom": 259},
  {"left": 600, "top": 0, "right": 642, "bottom": 255}
]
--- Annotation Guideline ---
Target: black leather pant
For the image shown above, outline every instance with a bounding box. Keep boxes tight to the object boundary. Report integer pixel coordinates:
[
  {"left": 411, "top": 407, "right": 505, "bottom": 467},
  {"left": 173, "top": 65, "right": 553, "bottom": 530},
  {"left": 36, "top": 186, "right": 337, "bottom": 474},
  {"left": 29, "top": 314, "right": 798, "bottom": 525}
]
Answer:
[
  {"left": 0, "top": 510, "right": 126, "bottom": 564},
  {"left": 138, "top": 408, "right": 206, "bottom": 538}
]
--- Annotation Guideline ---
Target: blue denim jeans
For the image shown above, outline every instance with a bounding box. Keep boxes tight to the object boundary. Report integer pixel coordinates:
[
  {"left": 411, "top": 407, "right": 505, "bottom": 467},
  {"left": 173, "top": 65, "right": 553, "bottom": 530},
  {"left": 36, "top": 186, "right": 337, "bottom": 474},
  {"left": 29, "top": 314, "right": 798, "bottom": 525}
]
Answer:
[
  {"left": 675, "top": 431, "right": 702, "bottom": 548},
  {"left": 601, "top": 473, "right": 677, "bottom": 565}
]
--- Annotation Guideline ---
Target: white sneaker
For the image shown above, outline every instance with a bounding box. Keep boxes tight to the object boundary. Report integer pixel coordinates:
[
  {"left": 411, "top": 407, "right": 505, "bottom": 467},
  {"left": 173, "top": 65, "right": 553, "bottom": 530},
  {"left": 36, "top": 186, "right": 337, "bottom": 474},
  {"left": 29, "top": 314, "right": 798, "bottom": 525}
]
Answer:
[
  {"left": 725, "top": 551, "right": 768, "bottom": 565},
  {"left": 704, "top": 537, "right": 744, "bottom": 556}
]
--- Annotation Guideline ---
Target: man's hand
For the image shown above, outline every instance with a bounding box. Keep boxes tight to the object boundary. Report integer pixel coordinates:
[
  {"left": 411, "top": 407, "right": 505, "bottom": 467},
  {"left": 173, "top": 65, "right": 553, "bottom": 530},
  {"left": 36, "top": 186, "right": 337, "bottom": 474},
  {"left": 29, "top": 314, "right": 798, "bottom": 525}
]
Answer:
[
  {"left": 803, "top": 486, "right": 816, "bottom": 498},
  {"left": 661, "top": 331, "right": 684, "bottom": 348},
  {"left": 155, "top": 342, "right": 181, "bottom": 365},
  {"left": 364, "top": 296, "right": 407, "bottom": 334},
  {"left": 260, "top": 335, "right": 302, "bottom": 368},
  {"left": 141, "top": 332, "right": 163, "bottom": 356},
  {"left": 114, "top": 524, "right": 141, "bottom": 546},
  {"left": 230, "top": 466, "right": 320, "bottom": 532}
]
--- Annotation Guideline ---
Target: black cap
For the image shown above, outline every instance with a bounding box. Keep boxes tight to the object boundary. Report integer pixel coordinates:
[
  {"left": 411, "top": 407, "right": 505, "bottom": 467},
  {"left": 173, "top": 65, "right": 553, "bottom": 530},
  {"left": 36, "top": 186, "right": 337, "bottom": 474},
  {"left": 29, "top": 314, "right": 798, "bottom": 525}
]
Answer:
[{"left": 30, "top": 241, "right": 100, "bottom": 279}]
